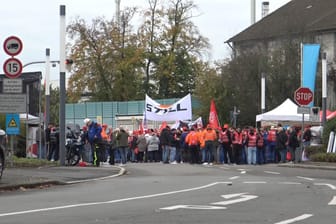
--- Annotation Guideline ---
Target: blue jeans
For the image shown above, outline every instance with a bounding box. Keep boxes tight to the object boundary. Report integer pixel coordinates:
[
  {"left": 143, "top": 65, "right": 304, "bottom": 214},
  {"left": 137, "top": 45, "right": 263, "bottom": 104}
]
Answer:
[
  {"left": 204, "top": 141, "right": 214, "bottom": 163},
  {"left": 257, "top": 147, "right": 265, "bottom": 164},
  {"left": 267, "top": 143, "right": 276, "bottom": 162},
  {"left": 169, "top": 146, "right": 176, "bottom": 162},
  {"left": 247, "top": 146, "right": 257, "bottom": 165},
  {"left": 118, "top": 146, "right": 127, "bottom": 164},
  {"left": 162, "top": 145, "right": 170, "bottom": 163}
]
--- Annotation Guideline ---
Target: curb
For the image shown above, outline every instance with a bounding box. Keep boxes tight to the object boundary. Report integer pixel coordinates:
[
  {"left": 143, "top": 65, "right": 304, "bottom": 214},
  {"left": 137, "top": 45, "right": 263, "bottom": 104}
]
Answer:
[
  {"left": 278, "top": 163, "right": 336, "bottom": 171},
  {"left": 0, "top": 166, "right": 126, "bottom": 192}
]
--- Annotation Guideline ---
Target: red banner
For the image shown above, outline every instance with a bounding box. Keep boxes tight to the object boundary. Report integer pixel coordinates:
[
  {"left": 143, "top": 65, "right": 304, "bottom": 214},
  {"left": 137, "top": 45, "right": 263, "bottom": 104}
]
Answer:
[{"left": 208, "top": 99, "right": 221, "bottom": 130}]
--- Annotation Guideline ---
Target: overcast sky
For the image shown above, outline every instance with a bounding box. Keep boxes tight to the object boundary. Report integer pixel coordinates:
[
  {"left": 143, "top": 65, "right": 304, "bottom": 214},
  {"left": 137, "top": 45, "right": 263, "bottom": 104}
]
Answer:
[{"left": 0, "top": 0, "right": 291, "bottom": 82}]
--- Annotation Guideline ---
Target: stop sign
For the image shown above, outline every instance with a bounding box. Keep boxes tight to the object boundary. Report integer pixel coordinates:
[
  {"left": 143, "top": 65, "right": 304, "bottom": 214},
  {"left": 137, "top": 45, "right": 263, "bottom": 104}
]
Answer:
[{"left": 294, "top": 87, "right": 314, "bottom": 106}]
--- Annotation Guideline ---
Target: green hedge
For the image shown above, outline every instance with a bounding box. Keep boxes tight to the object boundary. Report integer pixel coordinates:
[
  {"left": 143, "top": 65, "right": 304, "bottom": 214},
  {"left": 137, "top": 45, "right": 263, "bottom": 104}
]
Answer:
[
  {"left": 322, "top": 117, "right": 336, "bottom": 147},
  {"left": 310, "top": 153, "right": 336, "bottom": 162}
]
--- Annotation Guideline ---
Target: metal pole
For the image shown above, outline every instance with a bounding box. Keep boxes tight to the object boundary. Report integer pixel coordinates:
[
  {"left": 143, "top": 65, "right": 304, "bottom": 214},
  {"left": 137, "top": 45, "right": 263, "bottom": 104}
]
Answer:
[
  {"left": 322, "top": 52, "right": 327, "bottom": 127},
  {"left": 261, "top": 72, "right": 265, "bottom": 114},
  {"left": 59, "top": 5, "right": 66, "bottom": 165},
  {"left": 45, "top": 49, "right": 50, "bottom": 128}
]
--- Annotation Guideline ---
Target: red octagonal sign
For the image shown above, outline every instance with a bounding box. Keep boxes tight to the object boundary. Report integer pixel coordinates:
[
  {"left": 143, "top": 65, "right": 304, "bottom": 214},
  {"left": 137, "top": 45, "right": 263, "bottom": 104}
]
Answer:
[{"left": 294, "top": 87, "right": 314, "bottom": 106}]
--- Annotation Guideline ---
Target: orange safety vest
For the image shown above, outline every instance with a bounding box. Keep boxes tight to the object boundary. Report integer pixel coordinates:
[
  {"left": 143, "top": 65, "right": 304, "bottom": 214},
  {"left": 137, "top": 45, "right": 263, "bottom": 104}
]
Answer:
[
  {"left": 268, "top": 130, "right": 277, "bottom": 142},
  {"left": 203, "top": 129, "right": 217, "bottom": 141},
  {"left": 186, "top": 131, "right": 199, "bottom": 146},
  {"left": 219, "top": 130, "right": 230, "bottom": 143},
  {"left": 247, "top": 133, "right": 257, "bottom": 147},
  {"left": 232, "top": 131, "right": 241, "bottom": 145}
]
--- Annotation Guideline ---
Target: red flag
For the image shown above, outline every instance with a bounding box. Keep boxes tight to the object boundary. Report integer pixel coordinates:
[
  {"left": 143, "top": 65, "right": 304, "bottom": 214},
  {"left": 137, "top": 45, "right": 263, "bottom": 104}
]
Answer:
[
  {"left": 159, "top": 121, "right": 167, "bottom": 131},
  {"left": 208, "top": 99, "right": 221, "bottom": 130}
]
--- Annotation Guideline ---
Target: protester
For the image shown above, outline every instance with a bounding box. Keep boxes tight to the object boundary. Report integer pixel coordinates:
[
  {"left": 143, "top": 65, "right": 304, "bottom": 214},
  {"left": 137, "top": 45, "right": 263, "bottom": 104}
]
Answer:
[
  {"left": 202, "top": 125, "right": 217, "bottom": 165},
  {"left": 256, "top": 127, "right": 266, "bottom": 165},
  {"left": 231, "top": 127, "right": 243, "bottom": 165},
  {"left": 47, "top": 125, "right": 59, "bottom": 161},
  {"left": 147, "top": 131, "right": 160, "bottom": 162},
  {"left": 84, "top": 118, "right": 103, "bottom": 166},
  {"left": 287, "top": 126, "right": 300, "bottom": 163},
  {"left": 35, "top": 124, "right": 46, "bottom": 159},
  {"left": 219, "top": 124, "right": 232, "bottom": 164},
  {"left": 267, "top": 126, "right": 277, "bottom": 163},
  {"left": 185, "top": 127, "right": 199, "bottom": 164},
  {"left": 159, "top": 126, "right": 172, "bottom": 164},
  {"left": 276, "top": 126, "right": 288, "bottom": 163},
  {"left": 246, "top": 127, "right": 257, "bottom": 165},
  {"left": 116, "top": 127, "right": 129, "bottom": 166}
]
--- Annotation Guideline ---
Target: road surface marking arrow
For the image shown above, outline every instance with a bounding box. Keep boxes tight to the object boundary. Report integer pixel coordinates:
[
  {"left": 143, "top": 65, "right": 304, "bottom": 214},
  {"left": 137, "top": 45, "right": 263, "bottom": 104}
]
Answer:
[
  {"left": 314, "top": 183, "right": 336, "bottom": 190},
  {"left": 211, "top": 193, "right": 258, "bottom": 206},
  {"left": 274, "top": 214, "right": 313, "bottom": 224},
  {"left": 328, "top": 196, "right": 336, "bottom": 205}
]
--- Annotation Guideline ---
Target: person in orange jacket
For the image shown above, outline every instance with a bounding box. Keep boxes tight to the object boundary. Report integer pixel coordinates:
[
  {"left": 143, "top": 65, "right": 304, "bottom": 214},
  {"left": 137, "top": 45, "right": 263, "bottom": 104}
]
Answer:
[
  {"left": 185, "top": 127, "right": 199, "bottom": 164},
  {"left": 202, "top": 125, "right": 217, "bottom": 165}
]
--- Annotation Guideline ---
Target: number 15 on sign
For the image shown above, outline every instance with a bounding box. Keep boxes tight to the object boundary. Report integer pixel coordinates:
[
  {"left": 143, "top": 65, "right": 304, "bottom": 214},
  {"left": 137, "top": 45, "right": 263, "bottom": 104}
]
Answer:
[{"left": 3, "top": 58, "right": 23, "bottom": 79}]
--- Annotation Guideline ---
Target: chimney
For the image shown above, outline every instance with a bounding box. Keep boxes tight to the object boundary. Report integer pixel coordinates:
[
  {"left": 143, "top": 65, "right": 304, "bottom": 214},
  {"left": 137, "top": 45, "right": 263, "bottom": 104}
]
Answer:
[
  {"left": 251, "top": 0, "right": 256, "bottom": 24},
  {"left": 262, "top": 1, "right": 270, "bottom": 18}
]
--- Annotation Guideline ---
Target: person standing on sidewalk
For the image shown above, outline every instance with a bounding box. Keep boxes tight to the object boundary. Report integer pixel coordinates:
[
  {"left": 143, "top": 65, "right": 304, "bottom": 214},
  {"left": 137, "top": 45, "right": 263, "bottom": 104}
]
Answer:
[
  {"left": 116, "top": 127, "right": 129, "bottom": 166},
  {"left": 202, "top": 125, "right": 217, "bottom": 165}
]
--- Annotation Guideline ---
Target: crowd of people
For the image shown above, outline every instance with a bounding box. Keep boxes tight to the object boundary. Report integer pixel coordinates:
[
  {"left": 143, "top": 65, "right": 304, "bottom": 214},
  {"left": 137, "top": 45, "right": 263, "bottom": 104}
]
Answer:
[{"left": 69, "top": 118, "right": 312, "bottom": 167}]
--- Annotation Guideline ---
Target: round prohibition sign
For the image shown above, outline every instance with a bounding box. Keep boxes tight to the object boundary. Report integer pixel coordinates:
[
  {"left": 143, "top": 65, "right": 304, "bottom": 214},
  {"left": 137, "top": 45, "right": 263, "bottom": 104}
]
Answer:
[
  {"left": 3, "top": 36, "right": 23, "bottom": 56},
  {"left": 3, "top": 58, "right": 23, "bottom": 78}
]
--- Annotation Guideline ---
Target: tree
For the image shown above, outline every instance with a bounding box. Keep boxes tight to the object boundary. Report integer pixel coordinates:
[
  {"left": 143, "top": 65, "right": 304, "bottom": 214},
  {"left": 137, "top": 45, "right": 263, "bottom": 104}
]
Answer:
[
  {"left": 67, "top": 8, "right": 145, "bottom": 102},
  {"left": 139, "top": 0, "right": 210, "bottom": 99},
  {"left": 195, "top": 42, "right": 302, "bottom": 126}
]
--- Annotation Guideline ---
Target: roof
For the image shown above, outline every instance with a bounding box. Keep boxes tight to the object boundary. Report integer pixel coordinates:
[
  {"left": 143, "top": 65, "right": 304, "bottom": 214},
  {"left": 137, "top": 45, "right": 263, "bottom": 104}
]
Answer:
[{"left": 226, "top": 0, "right": 336, "bottom": 43}]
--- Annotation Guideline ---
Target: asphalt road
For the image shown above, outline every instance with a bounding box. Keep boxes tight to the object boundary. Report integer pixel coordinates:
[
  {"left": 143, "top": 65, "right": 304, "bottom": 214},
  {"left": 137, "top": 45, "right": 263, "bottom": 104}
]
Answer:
[{"left": 0, "top": 163, "right": 335, "bottom": 224}]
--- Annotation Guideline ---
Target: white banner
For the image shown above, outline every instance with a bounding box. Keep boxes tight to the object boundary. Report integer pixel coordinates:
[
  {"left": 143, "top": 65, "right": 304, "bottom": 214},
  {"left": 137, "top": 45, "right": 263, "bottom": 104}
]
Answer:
[{"left": 145, "top": 94, "right": 192, "bottom": 121}]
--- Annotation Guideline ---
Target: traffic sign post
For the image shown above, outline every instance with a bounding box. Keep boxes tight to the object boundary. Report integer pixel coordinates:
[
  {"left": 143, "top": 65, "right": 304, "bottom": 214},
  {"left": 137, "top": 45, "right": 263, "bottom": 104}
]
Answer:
[
  {"left": 3, "top": 36, "right": 23, "bottom": 56},
  {"left": 3, "top": 58, "right": 23, "bottom": 78},
  {"left": 2, "top": 35, "right": 24, "bottom": 166},
  {"left": 294, "top": 87, "right": 314, "bottom": 106}
]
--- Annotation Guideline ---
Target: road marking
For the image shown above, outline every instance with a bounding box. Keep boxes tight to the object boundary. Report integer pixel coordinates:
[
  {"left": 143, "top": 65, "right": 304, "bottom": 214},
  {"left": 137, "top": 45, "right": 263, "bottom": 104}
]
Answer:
[
  {"left": 161, "top": 193, "right": 258, "bottom": 210},
  {"left": 314, "top": 183, "right": 336, "bottom": 190},
  {"left": 160, "top": 205, "right": 226, "bottom": 210},
  {"left": 229, "top": 176, "right": 240, "bottom": 180},
  {"left": 212, "top": 193, "right": 258, "bottom": 206},
  {"left": 278, "top": 182, "right": 301, "bottom": 185},
  {"left": 328, "top": 196, "right": 336, "bottom": 205},
  {"left": 264, "top": 171, "right": 280, "bottom": 175},
  {"left": 274, "top": 214, "right": 313, "bottom": 224},
  {"left": 296, "top": 176, "right": 315, "bottom": 181},
  {"left": 240, "top": 170, "right": 246, "bottom": 174},
  {"left": 0, "top": 181, "right": 232, "bottom": 217},
  {"left": 243, "top": 181, "right": 267, "bottom": 184}
]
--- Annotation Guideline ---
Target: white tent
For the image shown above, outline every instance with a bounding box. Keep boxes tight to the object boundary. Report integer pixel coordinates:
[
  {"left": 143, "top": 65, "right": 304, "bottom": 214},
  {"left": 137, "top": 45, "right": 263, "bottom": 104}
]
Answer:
[
  {"left": 256, "top": 98, "right": 309, "bottom": 122},
  {"left": 19, "top": 113, "right": 41, "bottom": 125}
]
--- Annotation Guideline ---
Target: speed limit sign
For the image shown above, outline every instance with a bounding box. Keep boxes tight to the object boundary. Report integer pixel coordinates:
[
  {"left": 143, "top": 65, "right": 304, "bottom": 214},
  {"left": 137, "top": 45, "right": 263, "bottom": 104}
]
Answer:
[{"left": 3, "top": 58, "right": 23, "bottom": 78}]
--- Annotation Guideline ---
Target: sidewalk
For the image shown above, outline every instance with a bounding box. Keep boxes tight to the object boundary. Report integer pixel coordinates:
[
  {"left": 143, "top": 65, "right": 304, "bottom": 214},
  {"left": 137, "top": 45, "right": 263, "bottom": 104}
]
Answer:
[
  {"left": 0, "top": 165, "right": 125, "bottom": 191},
  {"left": 278, "top": 161, "right": 336, "bottom": 170}
]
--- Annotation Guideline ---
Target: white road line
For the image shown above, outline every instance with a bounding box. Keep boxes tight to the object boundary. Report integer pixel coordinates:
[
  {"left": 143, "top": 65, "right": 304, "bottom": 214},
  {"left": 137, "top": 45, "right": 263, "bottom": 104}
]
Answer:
[
  {"left": 229, "top": 176, "right": 240, "bottom": 180},
  {"left": 278, "top": 182, "right": 301, "bottom": 185},
  {"left": 264, "top": 171, "right": 280, "bottom": 175},
  {"left": 243, "top": 181, "right": 267, "bottom": 184},
  {"left": 0, "top": 181, "right": 232, "bottom": 217},
  {"left": 220, "top": 166, "right": 230, "bottom": 170},
  {"left": 296, "top": 176, "right": 315, "bottom": 181},
  {"left": 240, "top": 170, "right": 247, "bottom": 174},
  {"left": 274, "top": 214, "right": 313, "bottom": 224},
  {"left": 328, "top": 196, "right": 336, "bottom": 205},
  {"left": 314, "top": 183, "right": 336, "bottom": 190}
]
